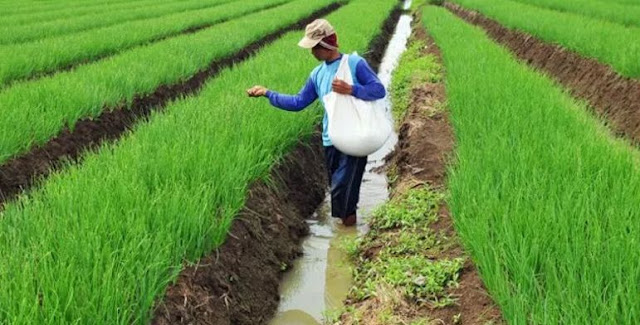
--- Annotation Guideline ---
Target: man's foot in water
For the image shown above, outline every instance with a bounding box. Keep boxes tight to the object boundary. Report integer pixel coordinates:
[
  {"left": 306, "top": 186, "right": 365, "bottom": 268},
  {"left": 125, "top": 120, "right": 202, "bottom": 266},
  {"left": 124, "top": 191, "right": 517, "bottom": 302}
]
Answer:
[{"left": 342, "top": 214, "right": 357, "bottom": 227}]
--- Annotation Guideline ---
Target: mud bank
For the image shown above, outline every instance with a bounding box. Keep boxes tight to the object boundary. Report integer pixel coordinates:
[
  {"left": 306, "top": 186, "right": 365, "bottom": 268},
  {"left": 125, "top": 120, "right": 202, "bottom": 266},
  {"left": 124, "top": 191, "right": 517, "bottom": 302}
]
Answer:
[
  {"left": 152, "top": 135, "right": 327, "bottom": 325},
  {"left": 337, "top": 13, "right": 502, "bottom": 324},
  {"left": 0, "top": 3, "right": 341, "bottom": 208},
  {"left": 445, "top": 2, "right": 640, "bottom": 146}
]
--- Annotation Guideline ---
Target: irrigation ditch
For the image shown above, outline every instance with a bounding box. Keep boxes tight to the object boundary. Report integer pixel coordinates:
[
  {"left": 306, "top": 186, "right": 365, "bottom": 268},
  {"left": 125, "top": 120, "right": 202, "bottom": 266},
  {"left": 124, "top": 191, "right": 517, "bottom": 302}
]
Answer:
[
  {"left": 444, "top": 2, "right": 640, "bottom": 146},
  {"left": 0, "top": 2, "right": 342, "bottom": 208},
  {"left": 269, "top": 3, "right": 409, "bottom": 324}
]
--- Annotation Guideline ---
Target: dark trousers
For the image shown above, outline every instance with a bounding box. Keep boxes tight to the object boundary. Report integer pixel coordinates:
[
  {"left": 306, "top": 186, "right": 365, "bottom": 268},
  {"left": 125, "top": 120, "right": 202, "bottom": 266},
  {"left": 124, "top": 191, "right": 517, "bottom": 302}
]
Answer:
[{"left": 324, "top": 146, "right": 368, "bottom": 219}]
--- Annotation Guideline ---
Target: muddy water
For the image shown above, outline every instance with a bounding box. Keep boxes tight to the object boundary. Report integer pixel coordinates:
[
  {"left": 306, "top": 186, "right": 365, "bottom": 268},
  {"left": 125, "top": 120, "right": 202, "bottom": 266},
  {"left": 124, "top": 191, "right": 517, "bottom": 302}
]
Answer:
[{"left": 269, "top": 7, "right": 413, "bottom": 325}]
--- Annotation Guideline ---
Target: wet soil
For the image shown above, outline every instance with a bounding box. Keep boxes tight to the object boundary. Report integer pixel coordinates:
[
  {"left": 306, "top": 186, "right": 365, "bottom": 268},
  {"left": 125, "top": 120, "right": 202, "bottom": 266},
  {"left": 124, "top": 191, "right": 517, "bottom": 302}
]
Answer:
[
  {"left": 152, "top": 135, "right": 327, "bottom": 325},
  {"left": 445, "top": 2, "right": 640, "bottom": 146},
  {"left": 341, "top": 15, "right": 503, "bottom": 324},
  {"left": 0, "top": 3, "right": 341, "bottom": 208}
]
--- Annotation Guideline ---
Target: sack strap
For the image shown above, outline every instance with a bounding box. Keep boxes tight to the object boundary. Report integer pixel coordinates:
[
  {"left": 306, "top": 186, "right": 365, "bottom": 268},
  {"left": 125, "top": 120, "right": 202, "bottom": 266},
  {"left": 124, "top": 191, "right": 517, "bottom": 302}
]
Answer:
[{"left": 335, "top": 54, "right": 353, "bottom": 84}]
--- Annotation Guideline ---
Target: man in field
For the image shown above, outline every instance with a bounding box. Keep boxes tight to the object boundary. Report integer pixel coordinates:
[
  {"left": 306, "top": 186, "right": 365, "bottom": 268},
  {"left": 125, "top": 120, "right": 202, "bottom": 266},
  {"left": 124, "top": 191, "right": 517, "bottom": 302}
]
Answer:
[{"left": 247, "top": 19, "right": 386, "bottom": 227}]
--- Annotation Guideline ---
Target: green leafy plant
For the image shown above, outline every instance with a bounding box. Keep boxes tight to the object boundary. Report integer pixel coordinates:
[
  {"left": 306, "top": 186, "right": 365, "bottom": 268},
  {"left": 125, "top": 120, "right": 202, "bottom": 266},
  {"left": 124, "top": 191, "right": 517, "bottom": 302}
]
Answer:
[{"left": 370, "top": 186, "right": 444, "bottom": 229}]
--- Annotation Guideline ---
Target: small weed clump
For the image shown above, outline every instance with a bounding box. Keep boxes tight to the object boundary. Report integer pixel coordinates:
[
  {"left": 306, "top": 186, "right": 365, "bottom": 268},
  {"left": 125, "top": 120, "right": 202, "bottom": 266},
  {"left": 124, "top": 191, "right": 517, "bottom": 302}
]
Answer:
[
  {"left": 370, "top": 187, "right": 443, "bottom": 229},
  {"left": 390, "top": 39, "right": 442, "bottom": 122},
  {"left": 337, "top": 186, "right": 464, "bottom": 325}
]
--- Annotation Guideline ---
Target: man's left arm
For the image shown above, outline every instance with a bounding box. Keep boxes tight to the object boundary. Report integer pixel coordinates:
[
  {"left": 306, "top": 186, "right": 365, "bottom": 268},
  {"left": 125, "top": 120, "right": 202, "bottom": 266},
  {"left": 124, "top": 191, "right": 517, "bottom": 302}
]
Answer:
[{"left": 351, "top": 60, "right": 386, "bottom": 101}]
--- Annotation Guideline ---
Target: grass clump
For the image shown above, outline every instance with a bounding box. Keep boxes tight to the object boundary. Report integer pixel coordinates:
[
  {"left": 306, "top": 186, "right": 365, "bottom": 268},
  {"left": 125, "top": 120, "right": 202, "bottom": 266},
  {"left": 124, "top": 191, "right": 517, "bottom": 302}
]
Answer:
[
  {"left": 390, "top": 39, "right": 442, "bottom": 122},
  {"left": 370, "top": 186, "right": 444, "bottom": 229},
  {"left": 346, "top": 186, "right": 463, "bottom": 309}
]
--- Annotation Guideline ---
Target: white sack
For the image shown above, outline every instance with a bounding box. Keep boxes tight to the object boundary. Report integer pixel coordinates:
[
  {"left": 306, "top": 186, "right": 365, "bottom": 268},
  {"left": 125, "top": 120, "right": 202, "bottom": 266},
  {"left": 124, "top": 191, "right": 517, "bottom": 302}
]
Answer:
[{"left": 323, "top": 54, "right": 392, "bottom": 157}]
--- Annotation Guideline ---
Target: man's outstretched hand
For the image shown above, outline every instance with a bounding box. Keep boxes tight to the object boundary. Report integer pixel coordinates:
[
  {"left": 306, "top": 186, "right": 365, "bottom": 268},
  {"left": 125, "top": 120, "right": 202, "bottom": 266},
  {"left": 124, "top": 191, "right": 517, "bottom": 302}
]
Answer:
[
  {"left": 332, "top": 79, "right": 352, "bottom": 95},
  {"left": 247, "top": 85, "right": 268, "bottom": 97}
]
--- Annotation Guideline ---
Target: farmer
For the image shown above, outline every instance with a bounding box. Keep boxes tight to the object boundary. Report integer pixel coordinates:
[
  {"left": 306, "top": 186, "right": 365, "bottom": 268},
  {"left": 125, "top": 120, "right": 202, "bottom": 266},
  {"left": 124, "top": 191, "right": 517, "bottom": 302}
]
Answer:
[{"left": 247, "top": 19, "right": 386, "bottom": 227}]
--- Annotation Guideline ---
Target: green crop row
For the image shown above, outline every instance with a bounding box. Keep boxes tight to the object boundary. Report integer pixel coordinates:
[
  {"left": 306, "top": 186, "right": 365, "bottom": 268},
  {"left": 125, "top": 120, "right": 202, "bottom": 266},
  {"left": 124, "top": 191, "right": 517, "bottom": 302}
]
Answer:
[
  {"left": 0, "top": 0, "right": 129, "bottom": 17},
  {"left": 0, "top": 0, "right": 290, "bottom": 86},
  {"left": 595, "top": 0, "right": 640, "bottom": 6},
  {"left": 424, "top": 6, "right": 640, "bottom": 324},
  {"left": 0, "top": 0, "right": 177, "bottom": 27},
  {"left": 451, "top": 0, "right": 640, "bottom": 78},
  {"left": 0, "top": 0, "right": 397, "bottom": 323},
  {"left": 0, "top": 0, "right": 323, "bottom": 165},
  {"left": 0, "top": 0, "right": 232, "bottom": 45},
  {"left": 0, "top": 0, "right": 143, "bottom": 16},
  {"left": 511, "top": 0, "right": 640, "bottom": 27}
]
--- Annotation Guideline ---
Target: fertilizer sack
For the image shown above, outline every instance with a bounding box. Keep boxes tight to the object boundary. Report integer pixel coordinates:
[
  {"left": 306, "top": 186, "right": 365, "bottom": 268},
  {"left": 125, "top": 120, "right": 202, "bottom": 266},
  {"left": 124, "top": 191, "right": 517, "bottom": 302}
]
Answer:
[{"left": 323, "top": 54, "right": 392, "bottom": 157}]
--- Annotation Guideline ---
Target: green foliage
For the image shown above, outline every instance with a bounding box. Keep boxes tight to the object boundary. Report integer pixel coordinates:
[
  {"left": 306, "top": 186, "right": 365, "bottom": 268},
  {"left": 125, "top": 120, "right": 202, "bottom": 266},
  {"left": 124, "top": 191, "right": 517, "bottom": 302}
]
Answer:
[
  {"left": 341, "top": 235, "right": 364, "bottom": 259},
  {"left": 382, "top": 230, "right": 438, "bottom": 256},
  {"left": 0, "top": 0, "right": 290, "bottom": 86},
  {"left": 0, "top": 0, "right": 234, "bottom": 45},
  {"left": 0, "top": 0, "right": 398, "bottom": 323},
  {"left": 371, "top": 186, "right": 444, "bottom": 229},
  {"left": 0, "top": 0, "right": 178, "bottom": 27},
  {"left": 379, "top": 256, "right": 463, "bottom": 305},
  {"left": 452, "top": 0, "right": 640, "bottom": 78},
  {"left": 0, "top": 0, "right": 328, "bottom": 164},
  {"left": 509, "top": 0, "right": 640, "bottom": 27},
  {"left": 348, "top": 187, "right": 462, "bottom": 307},
  {"left": 390, "top": 39, "right": 442, "bottom": 122},
  {"left": 424, "top": 6, "right": 640, "bottom": 324},
  {"left": 601, "top": 0, "right": 640, "bottom": 5},
  {"left": 322, "top": 307, "right": 347, "bottom": 324}
]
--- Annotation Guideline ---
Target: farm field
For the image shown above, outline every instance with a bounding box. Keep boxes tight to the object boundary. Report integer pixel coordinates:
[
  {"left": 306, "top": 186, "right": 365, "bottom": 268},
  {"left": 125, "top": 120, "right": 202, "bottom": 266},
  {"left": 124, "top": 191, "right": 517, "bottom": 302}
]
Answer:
[
  {"left": 509, "top": 0, "right": 640, "bottom": 27},
  {"left": 423, "top": 4, "right": 640, "bottom": 324},
  {"left": 333, "top": 0, "right": 640, "bottom": 323},
  {"left": 0, "top": 0, "right": 397, "bottom": 323},
  {"left": 0, "top": 0, "right": 292, "bottom": 86},
  {"left": 450, "top": 0, "right": 640, "bottom": 79},
  {"left": 2, "top": 0, "right": 640, "bottom": 324},
  {"left": 0, "top": 0, "right": 335, "bottom": 165},
  {"left": 0, "top": 0, "right": 180, "bottom": 27},
  {"left": 0, "top": 0, "right": 235, "bottom": 45}
]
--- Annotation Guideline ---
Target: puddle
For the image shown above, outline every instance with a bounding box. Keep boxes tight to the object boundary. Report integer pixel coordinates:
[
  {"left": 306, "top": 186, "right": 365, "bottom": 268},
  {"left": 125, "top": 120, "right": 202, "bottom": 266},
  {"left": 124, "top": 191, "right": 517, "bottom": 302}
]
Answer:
[{"left": 269, "top": 6, "right": 413, "bottom": 325}]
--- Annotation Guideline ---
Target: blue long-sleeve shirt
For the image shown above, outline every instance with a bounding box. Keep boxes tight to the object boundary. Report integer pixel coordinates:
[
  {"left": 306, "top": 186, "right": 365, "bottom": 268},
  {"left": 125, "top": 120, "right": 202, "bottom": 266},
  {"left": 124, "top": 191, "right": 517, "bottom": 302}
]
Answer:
[{"left": 266, "top": 53, "right": 386, "bottom": 146}]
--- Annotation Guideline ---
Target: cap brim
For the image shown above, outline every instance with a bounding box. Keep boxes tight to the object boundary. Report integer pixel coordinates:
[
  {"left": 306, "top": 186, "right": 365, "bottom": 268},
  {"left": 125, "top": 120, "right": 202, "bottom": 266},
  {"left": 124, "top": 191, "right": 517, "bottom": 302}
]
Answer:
[{"left": 298, "top": 36, "right": 320, "bottom": 49}]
